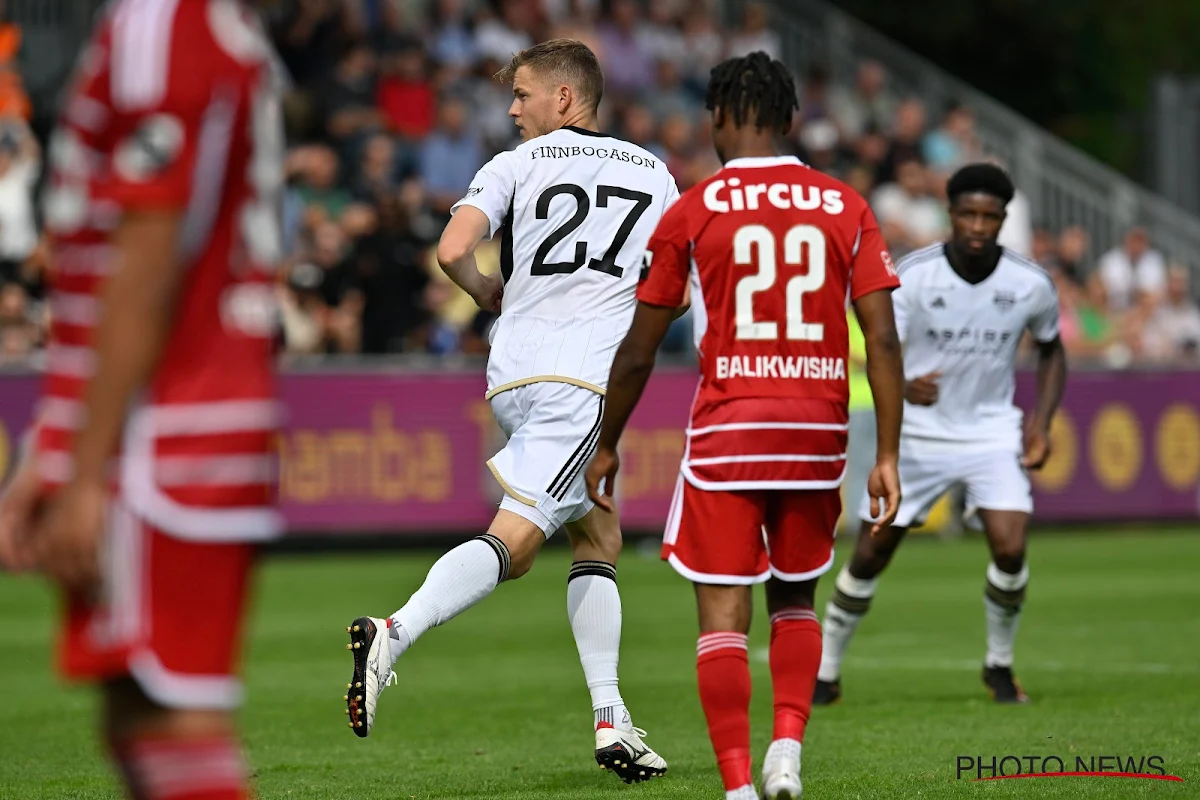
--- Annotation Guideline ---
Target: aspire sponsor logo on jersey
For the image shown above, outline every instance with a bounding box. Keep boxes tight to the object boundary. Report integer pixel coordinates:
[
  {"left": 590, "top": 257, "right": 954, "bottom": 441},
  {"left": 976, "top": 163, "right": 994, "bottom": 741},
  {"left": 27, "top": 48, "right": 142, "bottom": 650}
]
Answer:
[
  {"left": 926, "top": 326, "right": 1015, "bottom": 356},
  {"left": 955, "top": 754, "right": 1182, "bottom": 783},
  {"left": 715, "top": 354, "right": 847, "bottom": 381},
  {"left": 528, "top": 144, "right": 657, "bottom": 170},
  {"left": 703, "top": 177, "right": 845, "bottom": 215}
]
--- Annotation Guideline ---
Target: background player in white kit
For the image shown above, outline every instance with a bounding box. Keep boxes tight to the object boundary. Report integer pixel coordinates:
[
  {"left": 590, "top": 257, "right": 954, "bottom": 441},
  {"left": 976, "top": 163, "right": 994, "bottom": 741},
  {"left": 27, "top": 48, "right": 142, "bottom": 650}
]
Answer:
[
  {"left": 814, "top": 164, "right": 1068, "bottom": 705},
  {"left": 344, "top": 40, "right": 675, "bottom": 782}
]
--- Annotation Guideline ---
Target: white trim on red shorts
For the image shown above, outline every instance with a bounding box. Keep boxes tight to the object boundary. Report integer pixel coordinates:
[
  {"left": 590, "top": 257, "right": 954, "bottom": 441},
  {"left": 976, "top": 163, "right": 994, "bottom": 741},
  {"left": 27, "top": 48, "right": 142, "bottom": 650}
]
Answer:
[
  {"left": 767, "top": 549, "right": 836, "bottom": 582},
  {"left": 128, "top": 649, "right": 244, "bottom": 710},
  {"left": 666, "top": 552, "right": 770, "bottom": 586}
]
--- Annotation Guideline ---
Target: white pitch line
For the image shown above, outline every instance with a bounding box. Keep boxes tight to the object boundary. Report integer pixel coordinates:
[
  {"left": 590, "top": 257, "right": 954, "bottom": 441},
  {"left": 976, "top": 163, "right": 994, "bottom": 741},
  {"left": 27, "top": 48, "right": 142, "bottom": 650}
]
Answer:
[{"left": 752, "top": 649, "right": 1200, "bottom": 675}]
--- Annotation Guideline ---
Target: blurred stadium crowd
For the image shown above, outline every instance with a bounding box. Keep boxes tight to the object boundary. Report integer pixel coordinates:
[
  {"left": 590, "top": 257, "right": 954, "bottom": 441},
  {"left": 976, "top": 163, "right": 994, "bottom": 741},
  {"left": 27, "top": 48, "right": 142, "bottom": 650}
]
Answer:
[{"left": 0, "top": 0, "right": 1196, "bottom": 367}]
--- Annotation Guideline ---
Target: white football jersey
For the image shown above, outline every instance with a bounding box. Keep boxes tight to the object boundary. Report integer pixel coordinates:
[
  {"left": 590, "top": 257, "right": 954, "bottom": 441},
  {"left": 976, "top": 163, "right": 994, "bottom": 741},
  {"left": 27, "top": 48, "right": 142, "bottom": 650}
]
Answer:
[
  {"left": 451, "top": 126, "right": 679, "bottom": 398},
  {"left": 893, "top": 244, "right": 1059, "bottom": 449}
]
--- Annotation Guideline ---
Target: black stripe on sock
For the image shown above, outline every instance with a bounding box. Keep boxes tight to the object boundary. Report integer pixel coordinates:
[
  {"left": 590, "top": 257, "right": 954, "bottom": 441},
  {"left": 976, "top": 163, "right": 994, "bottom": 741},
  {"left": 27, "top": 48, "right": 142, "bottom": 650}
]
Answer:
[
  {"left": 596, "top": 706, "right": 613, "bottom": 725},
  {"left": 985, "top": 580, "right": 1026, "bottom": 610},
  {"left": 474, "top": 534, "right": 512, "bottom": 582},
  {"left": 568, "top": 560, "right": 616, "bottom": 583},
  {"left": 547, "top": 398, "right": 605, "bottom": 500},
  {"left": 831, "top": 587, "right": 872, "bottom": 615}
]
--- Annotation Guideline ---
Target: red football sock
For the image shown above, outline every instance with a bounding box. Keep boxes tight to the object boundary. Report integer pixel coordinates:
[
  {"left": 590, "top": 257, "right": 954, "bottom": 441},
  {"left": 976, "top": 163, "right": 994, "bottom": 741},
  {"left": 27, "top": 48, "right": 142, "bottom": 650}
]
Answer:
[
  {"left": 696, "top": 632, "right": 753, "bottom": 791},
  {"left": 113, "top": 735, "right": 250, "bottom": 800},
  {"left": 769, "top": 607, "right": 822, "bottom": 742}
]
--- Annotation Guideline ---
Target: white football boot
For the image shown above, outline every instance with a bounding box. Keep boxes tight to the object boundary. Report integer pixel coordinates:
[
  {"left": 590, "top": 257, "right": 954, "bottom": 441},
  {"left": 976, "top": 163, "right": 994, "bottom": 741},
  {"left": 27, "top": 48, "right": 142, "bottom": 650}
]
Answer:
[
  {"left": 594, "top": 712, "right": 668, "bottom": 784},
  {"left": 344, "top": 616, "right": 396, "bottom": 737},
  {"left": 761, "top": 738, "right": 802, "bottom": 800}
]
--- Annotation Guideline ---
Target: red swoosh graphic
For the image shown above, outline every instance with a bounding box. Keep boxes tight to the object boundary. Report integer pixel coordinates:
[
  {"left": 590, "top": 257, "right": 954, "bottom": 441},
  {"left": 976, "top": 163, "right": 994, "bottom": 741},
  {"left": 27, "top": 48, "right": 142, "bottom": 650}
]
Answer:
[{"left": 973, "top": 772, "right": 1184, "bottom": 782}]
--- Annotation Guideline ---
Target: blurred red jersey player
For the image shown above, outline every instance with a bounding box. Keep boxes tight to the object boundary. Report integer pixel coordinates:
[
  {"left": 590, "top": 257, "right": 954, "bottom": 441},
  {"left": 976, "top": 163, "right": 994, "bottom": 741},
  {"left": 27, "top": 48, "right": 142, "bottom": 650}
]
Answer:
[
  {"left": 0, "top": 1, "right": 284, "bottom": 798},
  {"left": 585, "top": 53, "right": 905, "bottom": 800}
]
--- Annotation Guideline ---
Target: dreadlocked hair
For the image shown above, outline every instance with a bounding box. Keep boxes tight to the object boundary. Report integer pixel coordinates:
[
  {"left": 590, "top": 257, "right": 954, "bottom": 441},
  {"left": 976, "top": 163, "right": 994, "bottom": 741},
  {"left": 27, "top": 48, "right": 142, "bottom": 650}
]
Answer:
[{"left": 705, "top": 51, "right": 798, "bottom": 132}]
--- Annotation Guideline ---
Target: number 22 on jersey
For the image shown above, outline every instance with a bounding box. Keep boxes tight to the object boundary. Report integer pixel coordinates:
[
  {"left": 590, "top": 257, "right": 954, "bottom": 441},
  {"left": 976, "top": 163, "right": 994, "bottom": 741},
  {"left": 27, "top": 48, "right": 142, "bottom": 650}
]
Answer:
[{"left": 734, "top": 224, "right": 827, "bottom": 342}]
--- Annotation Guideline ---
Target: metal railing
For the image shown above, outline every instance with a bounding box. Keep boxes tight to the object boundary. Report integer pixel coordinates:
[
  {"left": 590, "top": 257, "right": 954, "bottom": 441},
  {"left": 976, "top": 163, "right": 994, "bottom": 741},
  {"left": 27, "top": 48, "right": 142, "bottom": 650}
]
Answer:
[{"left": 732, "top": 0, "right": 1200, "bottom": 272}]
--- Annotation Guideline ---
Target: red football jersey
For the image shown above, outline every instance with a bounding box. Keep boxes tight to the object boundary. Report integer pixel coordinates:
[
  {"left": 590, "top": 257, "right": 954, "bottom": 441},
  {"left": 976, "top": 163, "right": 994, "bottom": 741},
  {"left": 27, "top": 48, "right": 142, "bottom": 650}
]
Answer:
[
  {"left": 36, "top": 0, "right": 285, "bottom": 542},
  {"left": 638, "top": 156, "right": 899, "bottom": 489}
]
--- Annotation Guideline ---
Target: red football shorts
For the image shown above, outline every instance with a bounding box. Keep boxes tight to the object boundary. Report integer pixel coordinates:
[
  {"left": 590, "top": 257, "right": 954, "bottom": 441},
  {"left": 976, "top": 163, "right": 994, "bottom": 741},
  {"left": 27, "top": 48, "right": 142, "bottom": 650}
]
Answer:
[
  {"left": 662, "top": 476, "right": 840, "bottom": 584},
  {"left": 59, "top": 498, "right": 257, "bottom": 710}
]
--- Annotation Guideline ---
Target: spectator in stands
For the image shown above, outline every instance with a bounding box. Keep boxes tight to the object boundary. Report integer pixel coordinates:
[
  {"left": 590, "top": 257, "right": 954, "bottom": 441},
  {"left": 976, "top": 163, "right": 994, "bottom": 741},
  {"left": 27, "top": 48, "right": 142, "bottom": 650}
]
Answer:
[
  {"left": 430, "top": 0, "right": 478, "bottom": 73},
  {"left": 638, "top": 0, "right": 687, "bottom": 67},
  {"left": 871, "top": 157, "right": 946, "bottom": 256},
  {"left": 643, "top": 58, "right": 697, "bottom": 124},
  {"left": 273, "top": 0, "right": 361, "bottom": 90},
  {"left": 0, "top": 119, "right": 38, "bottom": 290},
  {"left": 679, "top": 0, "right": 723, "bottom": 95},
  {"left": 599, "top": 0, "right": 654, "bottom": 99},
  {"left": 323, "top": 42, "right": 385, "bottom": 146},
  {"left": 620, "top": 103, "right": 665, "bottom": 158},
  {"left": 292, "top": 145, "right": 354, "bottom": 224},
  {"left": 0, "top": 280, "right": 37, "bottom": 363},
  {"left": 797, "top": 64, "right": 834, "bottom": 128},
  {"left": 474, "top": 0, "right": 534, "bottom": 65},
  {"left": 377, "top": 43, "right": 436, "bottom": 141},
  {"left": 1098, "top": 226, "right": 1167, "bottom": 311},
  {"left": 875, "top": 97, "right": 927, "bottom": 185},
  {"left": 830, "top": 60, "right": 897, "bottom": 142},
  {"left": 727, "top": 2, "right": 782, "bottom": 61},
  {"left": 1053, "top": 224, "right": 1090, "bottom": 282},
  {"left": 353, "top": 133, "right": 399, "bottom": 205},
  {"left": 352, "top": 192, "right": 432, "bottom": 353},
  {"left": 1141, "top": 265, "right": 1200, "bottom": 364},
  {"left": 923, "top": 102, "right": 980, "bottom": 173},
  {"left": 418, "top": 94, "right": 484, "bottom": 215},
  {"left": 277, "top": 263, "right": 329, "bottom": 356}
]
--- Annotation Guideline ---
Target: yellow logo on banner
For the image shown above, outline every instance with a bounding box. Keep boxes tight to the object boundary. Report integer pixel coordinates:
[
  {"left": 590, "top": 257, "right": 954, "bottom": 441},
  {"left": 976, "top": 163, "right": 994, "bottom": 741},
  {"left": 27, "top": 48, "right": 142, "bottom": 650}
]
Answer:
[
  {"left": 0, "top": 420, "right": 9, "bottom": 481},
  {"left": 1031, "top": 410, "right": 1077, "bottom": 492},
  {"left": 1156, "top": 404, "right": 1200, "bottom": 490},
  {"left": 1090, "top": 404, "right": 1143, "bottom": 491}
]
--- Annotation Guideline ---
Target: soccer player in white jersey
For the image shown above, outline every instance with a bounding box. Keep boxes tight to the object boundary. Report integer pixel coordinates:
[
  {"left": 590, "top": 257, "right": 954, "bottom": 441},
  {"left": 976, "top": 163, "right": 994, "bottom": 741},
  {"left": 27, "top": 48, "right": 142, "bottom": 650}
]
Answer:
[
  {"left": 343, "top": 39, "right": 676, "bottom": 782},
  {"left": 813, "top": 164, "right": 1067, "bottom": 705}
]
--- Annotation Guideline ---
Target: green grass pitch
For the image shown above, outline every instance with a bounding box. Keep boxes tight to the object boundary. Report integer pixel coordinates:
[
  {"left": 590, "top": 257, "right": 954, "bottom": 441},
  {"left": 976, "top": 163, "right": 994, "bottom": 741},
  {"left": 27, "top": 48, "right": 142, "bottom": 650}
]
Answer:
[{"left": 2, "top": 530, "right": 1198, "bottom": 799}]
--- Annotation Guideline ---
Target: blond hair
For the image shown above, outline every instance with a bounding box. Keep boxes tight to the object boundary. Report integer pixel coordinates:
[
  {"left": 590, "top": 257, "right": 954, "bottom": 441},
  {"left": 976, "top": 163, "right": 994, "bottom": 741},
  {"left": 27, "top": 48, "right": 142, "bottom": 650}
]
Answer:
[{"left": 496, "top": 38, "right": 604, "bottom": 113}]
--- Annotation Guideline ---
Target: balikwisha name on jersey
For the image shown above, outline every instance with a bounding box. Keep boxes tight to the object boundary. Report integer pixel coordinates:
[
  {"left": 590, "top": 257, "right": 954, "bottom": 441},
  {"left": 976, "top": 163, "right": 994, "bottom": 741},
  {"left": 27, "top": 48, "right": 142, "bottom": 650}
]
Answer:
[
  {"left": 704, "top": 178, "right": 845, "bottom": 215},
  {"left": 529, "top": 144, "right": 657, "bottom": 169},
  {"left": 716, "top": 355, "right": 847, "bottom": 380}
]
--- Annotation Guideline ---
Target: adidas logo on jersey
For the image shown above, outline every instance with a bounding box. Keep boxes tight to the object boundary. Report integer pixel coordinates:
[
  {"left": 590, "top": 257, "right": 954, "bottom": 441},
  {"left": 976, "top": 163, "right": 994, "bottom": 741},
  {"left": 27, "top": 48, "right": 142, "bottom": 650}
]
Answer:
[
  {"left": 932, "top": 296, "right": 946, "bottom": 308},
  {"left": 703, "top": 178, "right": 845, "bottom": 215}
]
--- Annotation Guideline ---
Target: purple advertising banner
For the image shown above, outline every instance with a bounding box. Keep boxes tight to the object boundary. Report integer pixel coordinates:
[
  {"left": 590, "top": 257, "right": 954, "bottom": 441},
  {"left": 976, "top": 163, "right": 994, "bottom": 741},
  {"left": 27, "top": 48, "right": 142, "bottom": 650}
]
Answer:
[{"left": 0, "top": 368, "right": 1196, "bottom": 532}]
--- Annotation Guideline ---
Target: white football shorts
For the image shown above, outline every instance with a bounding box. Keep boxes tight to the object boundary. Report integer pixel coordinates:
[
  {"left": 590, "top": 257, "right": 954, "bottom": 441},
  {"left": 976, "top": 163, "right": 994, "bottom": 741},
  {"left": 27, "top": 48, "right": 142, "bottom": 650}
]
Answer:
[
  {"left": 859, "top": 436, "right": 1033, "bottom": 529},
  {"left": 487, "top": 380, "right": 604, "bottom": 536}
]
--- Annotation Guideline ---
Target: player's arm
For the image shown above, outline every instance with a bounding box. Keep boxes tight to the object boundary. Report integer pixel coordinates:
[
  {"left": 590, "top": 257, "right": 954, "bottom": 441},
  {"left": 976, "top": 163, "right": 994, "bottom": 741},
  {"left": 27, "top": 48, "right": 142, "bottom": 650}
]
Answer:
[
  {"left": 35, "top": 211, "right": 188, "bottom": 592},
  {"left": 440, "top": 153, "right": 517, "bottom": 312},
  {"left": 1023, "top": 281, "right": 1067, "bottom": 470},
  {"left": 586, "top": 198, "right": 691, "bottom": 511},
  {"left": 587, "top": 301, "right": 677, "bottom": 511},
  {"left": 849, "top": 209, "right": 905, "bottom": 533},
  {"left": 436, "top": 205, "right": 500, "bottom": 312}
]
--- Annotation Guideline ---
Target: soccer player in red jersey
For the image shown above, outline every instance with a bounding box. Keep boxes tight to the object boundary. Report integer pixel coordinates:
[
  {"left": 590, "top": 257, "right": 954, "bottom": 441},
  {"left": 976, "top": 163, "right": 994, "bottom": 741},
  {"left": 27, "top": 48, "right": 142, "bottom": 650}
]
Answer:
[
  {"left": 0, "top": 2, "right": 284, "bottom": 798},
  {"left": 585, "top": 52, "right": 906, "bottom": 800}
]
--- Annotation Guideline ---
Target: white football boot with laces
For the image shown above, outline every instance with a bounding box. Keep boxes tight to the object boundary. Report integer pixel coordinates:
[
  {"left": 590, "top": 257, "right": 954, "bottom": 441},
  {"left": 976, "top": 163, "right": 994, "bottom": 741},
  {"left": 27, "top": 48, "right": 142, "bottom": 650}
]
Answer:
[
  {"left": 594, "top": 710, "right": 668, "bottom": 784},
  {"left": 344, "top": 616, "right": 396, "bottom": 737}
]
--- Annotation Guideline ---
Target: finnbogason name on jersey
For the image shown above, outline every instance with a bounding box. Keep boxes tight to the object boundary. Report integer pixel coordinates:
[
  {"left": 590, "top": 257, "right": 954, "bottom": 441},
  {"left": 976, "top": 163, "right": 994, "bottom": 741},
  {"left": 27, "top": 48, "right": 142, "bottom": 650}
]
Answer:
[
  {"left": 529, "top": 144, "right": 657, "bottom": 169},
  {"left": 716, "top": 355, "right": 847, "bottom": 381}
]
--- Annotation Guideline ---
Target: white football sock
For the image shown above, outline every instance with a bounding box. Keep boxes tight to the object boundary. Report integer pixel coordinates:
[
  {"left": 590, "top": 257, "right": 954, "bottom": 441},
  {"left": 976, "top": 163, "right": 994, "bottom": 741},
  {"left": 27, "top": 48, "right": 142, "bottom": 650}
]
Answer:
[
  {"left": 726, "top": 785, "right": 759, "bottom": 800},
  {"left": 567, "top": 561, "right": 628, "bottom": 728},
  {"left": 388, "top": 535, "right": 511, "bottom": 666},
  {"left": 984, "top": 562, "right": 1028, "bottom": 668},
  {"left": 817, "top": 566, "right": 877, "bottom": 682}
]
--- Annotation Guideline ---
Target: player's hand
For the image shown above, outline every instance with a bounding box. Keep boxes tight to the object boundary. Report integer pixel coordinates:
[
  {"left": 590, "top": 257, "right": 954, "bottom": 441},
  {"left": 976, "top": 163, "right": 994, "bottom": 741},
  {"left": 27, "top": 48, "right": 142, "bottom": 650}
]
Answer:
[
  {"left": 32, "top": 478, "right": 108, "bottom": 597},
  {"left": 0, "top": 456, "right": 43, "bottom": 573},
  {"left": 904, "top": 372, "right": 941, "bottom": 406},
  {"left": 471, "top": 271, "right": 504, "bottom": 313},
  {"left": 866, "top": 456, "right": 901, "bottom": 537},
  {"left": 1021, "top": 421, "right": 1051, "bottom": 471},
  {"left": 585, "top": 446, "right": 620, "bottom": 514}
]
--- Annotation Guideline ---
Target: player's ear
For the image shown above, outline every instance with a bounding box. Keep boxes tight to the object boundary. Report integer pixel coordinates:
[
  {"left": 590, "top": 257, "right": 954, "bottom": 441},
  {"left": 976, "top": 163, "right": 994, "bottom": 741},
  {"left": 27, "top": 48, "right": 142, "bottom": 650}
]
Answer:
[
  {"left": 712, "top": 105, "right": 725, "bottom": 129},
  {"left": 558, "top": 84, "right": 571, "bottom": 113}
]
